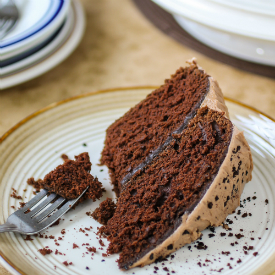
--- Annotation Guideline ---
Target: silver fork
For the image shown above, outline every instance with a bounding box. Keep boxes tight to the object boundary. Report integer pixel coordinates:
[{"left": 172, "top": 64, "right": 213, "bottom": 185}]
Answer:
[
  {"left": 0, "top": 0, "right": 19, "bottom": 40},
  {"left": 0, "top": 187, "right": 89, "bottom": 234}
]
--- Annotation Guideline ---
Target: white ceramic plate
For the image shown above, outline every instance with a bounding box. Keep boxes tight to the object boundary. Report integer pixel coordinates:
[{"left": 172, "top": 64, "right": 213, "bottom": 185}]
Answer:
[
  {"left": 151, "top": 0, "right": 275, "bottom": 41},
  {"left": 173, "top": 15, "right": 275, "bottom": 66},
  {"left": 0, "top": 87, "right": 275, "bottom": 275},
  {"left": 0, "top": 0, "right": 85, "bottom": 90},
  {"left": 1, "top": 0, "right": 71, "bottom": 60}
]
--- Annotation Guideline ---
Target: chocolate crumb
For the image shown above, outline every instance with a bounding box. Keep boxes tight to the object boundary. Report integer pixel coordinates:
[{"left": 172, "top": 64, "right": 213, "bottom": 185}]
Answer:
[
  {"left": 63, "top": 261, "right": 73, "bottom": 266},
  {"left": 87, "top": 247, "right": 96, "bottom": 253},
  {"left": 24, "top": 236, "right": 33, "bottom": 241},
  {"left": 61, "top": 154, "right": 69, "bottom": 161},
  {"left": 10, "top": 188, "right": 22, "bottom": 199},
  {"left": 235, "top": 234, "right": 244, "bottom": 239},
  {"left": 227, "top": 263, "right": 233, "bottom": 269},
  {"left": 209, "top": 226, "right": 216, "bottom": 233},
  {"left": 196, "top": 242, "right": 207, "bottom": 250},
  {"left": 99, "top": 239, "right": 105, "bottom": 246},
  {"left": 19, "top": 202, "right": 26, "bottom": 208},
  {"left": 38, "top": 248, "right": 52, "bottom": 255}
]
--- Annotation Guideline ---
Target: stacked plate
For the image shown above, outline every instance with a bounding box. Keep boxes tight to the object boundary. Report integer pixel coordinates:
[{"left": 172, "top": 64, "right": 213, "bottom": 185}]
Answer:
[
  {"left": 151, "top": 0, "right": 275, "bottom": 66},
  {"left": 0, "top": 0, "right": 85, "bottom": 89}
]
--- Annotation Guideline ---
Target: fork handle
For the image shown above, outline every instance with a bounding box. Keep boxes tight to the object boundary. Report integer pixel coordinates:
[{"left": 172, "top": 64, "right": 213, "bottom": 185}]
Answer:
[{"left": 0, "top": 223, "right": 18, "bottom": 233}]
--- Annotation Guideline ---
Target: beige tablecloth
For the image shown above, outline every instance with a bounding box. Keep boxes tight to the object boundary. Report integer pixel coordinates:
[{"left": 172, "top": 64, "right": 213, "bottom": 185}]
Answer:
[{"left": 1, "top": 0, "right": 275, "bottom": 274}]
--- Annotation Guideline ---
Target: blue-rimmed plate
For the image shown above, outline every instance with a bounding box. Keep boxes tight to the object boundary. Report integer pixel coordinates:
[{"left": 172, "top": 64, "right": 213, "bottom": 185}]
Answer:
[
  {"left": 1, "top": 0, "right": 71, "bottom": 61},
  {"left": 0, "top": 0, "right": 85, "bottom": 90}
]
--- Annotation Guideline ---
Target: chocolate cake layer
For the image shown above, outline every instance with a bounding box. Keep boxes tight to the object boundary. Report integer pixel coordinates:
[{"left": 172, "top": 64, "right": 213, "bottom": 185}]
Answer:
[
  {"left": 103, "top": 107, "right": 234, "bottom": 269},
  {"left": 101, "top": 64, "right": 209, "bottom": 195},
  {"left": 27, "top": 153, "right": 103, "bottom": 202}
]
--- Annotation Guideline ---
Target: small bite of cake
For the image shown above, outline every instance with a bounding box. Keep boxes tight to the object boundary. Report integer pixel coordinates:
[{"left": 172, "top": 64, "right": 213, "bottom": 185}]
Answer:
[
  {"left": 92, "top": 198, "right": 117, "bottom": 225},
  {"left": 27, "top": 152, "right": 103, "bottom": 202}
]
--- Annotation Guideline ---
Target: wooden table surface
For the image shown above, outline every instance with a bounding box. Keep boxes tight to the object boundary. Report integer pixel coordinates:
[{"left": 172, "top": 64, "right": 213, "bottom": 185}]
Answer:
[{"left": 1, "top": 0, "right": 275, "bottom": 274}]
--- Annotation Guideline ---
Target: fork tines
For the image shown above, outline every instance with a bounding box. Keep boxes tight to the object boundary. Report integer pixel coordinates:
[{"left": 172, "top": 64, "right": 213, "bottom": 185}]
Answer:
[{"left": 18, "top": 186, "right": 88, "bottom": 229}]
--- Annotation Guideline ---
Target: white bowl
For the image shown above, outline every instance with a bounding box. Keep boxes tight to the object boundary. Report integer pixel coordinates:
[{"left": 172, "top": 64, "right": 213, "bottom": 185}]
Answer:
[
  {"left": 210, "top": 0, "right": 275, "bottom": 16},
  {"left": 174, "top": 14, "right": 275, "bottom": 66},
  {"left": 151, "top": 0, "right": 275, "bottom": 41}
]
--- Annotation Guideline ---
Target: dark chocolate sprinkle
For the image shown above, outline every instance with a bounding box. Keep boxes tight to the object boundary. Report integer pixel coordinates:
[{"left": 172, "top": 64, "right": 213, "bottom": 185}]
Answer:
[
  {"left": 167, "top": 244, "right": 173, "bottom": 250},
  {"left": 235, "top": 234, "right": 244, "bottom": 239}
]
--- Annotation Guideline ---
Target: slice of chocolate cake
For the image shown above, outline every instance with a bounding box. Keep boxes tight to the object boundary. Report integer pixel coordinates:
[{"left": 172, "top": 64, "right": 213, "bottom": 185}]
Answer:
[
  {"left": 101, "top": 59, "right": 253, "bottom": 269},
  {"left": 28, "top": 152, "right": 103, "bottom": 203}
]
